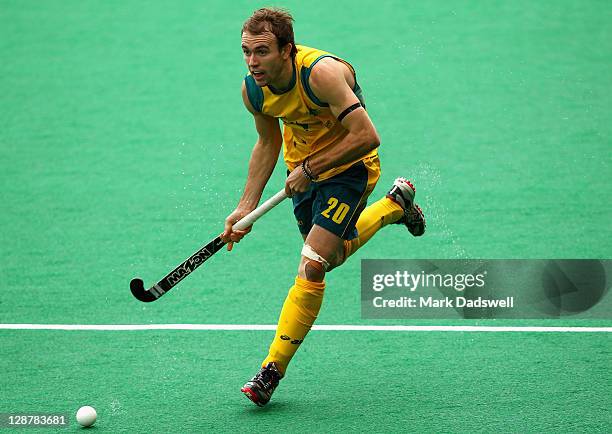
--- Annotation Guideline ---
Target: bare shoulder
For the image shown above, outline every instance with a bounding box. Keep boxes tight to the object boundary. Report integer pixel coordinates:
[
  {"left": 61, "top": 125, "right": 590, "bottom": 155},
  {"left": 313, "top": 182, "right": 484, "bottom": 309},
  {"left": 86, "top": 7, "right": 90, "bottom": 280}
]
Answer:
[
  {"left": 309, "top": 57, "right": 349, "bottom": 86},
  {"left": 309, "top": 57, "right": 355, "bottom": 102}
]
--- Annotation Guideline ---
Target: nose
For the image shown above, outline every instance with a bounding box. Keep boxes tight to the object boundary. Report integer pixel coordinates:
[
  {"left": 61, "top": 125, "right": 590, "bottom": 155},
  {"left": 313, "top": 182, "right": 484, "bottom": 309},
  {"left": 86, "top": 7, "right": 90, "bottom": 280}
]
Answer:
[{"left": 247, "top": 53, "right": 258, "bottom": 67}]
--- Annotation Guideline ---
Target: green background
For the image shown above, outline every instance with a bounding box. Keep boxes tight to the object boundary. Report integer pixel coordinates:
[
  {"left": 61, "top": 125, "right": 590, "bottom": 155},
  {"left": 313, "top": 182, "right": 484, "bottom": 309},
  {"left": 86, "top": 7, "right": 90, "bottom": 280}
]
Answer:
[{"left": 1, "top": 1, "right": 610, "bottom": 432}]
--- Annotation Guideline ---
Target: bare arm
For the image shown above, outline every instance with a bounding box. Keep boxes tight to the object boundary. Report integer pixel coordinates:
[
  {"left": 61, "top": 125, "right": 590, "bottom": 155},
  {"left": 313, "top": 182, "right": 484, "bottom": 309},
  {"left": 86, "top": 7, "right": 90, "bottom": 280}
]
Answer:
[
  {"left": 221, "top": 82, "right": 282, "bottom": 248},
  {"left": 306, "top": 58, "right": 380, "bottom": 176},
  {"left": 237, "top": 82, "right": 283, "bottom": 211},
  {"left": 284, "top": 58, "right": 380, "bottom": 196}
]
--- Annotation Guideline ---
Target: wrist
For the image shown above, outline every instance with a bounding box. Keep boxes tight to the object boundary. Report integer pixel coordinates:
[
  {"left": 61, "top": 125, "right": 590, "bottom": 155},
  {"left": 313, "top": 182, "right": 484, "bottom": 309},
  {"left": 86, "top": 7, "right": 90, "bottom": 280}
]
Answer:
[
  {"left": 236, "top": 200, "right": 258, "bottom": 213},
  {"left": 301, "top": 158, "right": 318, "bottom": 181}
]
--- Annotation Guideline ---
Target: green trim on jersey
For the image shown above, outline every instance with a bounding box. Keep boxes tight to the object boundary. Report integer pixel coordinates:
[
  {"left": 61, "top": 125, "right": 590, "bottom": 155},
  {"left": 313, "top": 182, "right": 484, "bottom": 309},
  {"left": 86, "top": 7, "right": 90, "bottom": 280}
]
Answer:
[
  {"left": 268, "top": 61, "right": 297, "bottom": 94},
  {"left": 353, "top": 82, "right": 366, "bottom": 108},
  {"left": 300, "top": 55, "right": 335, "bottom": 107},
  {"left": 300, "top": 55, "right": 366, "bottom": 108},
  {"left": 244, "top": 75, "right": 264, "bottom": 112}
]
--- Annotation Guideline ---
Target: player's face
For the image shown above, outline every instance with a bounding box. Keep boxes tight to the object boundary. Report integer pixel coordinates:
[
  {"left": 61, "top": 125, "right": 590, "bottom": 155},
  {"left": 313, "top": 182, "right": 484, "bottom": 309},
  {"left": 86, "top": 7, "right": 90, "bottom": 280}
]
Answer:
[{"left": 241, "top": 31, "right": 290, "bottom": 87}]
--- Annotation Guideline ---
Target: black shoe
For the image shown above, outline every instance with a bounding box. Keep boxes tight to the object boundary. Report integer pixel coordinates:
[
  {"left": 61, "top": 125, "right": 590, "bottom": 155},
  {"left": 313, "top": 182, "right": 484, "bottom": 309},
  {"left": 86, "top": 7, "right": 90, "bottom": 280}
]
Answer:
[
  {"left": 241, "top": 362, "right": 283, "bottom": 407},
  {"left": 386, "top": 177, "right": 426, "bottom": 237}
]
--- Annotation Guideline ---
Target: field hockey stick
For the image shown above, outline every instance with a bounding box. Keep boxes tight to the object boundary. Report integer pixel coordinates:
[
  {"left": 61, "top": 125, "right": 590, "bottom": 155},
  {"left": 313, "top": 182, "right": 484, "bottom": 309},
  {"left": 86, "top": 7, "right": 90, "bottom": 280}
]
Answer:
[{"left": 130, "top": 188, "right": 288, "bottom": 302}]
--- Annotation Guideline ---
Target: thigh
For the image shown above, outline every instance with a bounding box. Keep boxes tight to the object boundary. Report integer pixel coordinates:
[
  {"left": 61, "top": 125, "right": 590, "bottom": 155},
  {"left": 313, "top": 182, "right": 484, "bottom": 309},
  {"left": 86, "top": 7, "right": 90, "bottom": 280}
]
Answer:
[
  {"left": 343, "top": 156, "right": 380, "bottom": 237},
  {"left": 312, "top": 160, "right": 378, "bottom": 240},
  {"left": 291, "top": 184, "right": 316, "bottom": 237},
  {"left": 303, "top": 224, "right": 345, "bottom": 267}
]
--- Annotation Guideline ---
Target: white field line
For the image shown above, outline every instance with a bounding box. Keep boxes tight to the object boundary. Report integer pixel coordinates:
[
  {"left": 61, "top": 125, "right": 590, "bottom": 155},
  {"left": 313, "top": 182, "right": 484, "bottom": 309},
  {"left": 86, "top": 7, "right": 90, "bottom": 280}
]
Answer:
[{"left": 0, "top": 324, "right": 610, "bottom": 332}]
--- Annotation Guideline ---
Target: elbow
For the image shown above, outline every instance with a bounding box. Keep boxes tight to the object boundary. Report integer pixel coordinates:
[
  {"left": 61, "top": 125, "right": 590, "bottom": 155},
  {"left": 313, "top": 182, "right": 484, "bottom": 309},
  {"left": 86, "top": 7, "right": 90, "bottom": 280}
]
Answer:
[
  {"left": 366, "top": 131, "right": 380, "bottom": 151},
  {"left": 350, "top": 125, "right": 380, "bottom": 153}
]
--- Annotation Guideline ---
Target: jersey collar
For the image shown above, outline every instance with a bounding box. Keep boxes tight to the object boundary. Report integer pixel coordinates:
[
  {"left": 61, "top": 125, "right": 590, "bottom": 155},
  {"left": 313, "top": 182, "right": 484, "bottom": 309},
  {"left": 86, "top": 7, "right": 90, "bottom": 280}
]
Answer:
[{"left": 268, "top": 59, "right": 296, "bottom": 95}]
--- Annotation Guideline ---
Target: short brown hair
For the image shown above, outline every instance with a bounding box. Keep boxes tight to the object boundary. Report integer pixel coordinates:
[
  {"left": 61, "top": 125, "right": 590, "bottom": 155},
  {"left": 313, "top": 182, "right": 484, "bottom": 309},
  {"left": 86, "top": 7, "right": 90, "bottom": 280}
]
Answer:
[{"left": 242, "top": 8, "right": 298, "bottom": 57}]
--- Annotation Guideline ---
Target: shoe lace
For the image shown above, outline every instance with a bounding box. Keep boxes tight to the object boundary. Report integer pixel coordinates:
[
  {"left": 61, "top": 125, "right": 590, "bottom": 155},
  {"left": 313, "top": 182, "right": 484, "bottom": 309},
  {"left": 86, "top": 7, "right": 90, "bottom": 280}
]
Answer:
[
  {"left": 254, "top": 366, "right": 279, "bottom": 388},
  {"left": 407, "top": 205, "right": 423, "bottom": 221}
]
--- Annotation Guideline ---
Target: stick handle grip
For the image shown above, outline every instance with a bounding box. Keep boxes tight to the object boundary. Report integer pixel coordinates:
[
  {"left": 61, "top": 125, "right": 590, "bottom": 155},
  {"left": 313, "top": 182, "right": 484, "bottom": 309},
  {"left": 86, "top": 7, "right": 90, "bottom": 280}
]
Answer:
[{"left": 233, "top": 189, "right": 288, "bottom": 231}]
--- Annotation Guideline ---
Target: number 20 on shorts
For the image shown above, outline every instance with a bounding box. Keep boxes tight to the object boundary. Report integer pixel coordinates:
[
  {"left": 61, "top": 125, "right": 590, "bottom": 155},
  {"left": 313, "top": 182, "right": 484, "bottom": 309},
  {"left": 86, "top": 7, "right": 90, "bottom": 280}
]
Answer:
[{"left": 321, "top": 197, "right": 350, "bottom": 224}]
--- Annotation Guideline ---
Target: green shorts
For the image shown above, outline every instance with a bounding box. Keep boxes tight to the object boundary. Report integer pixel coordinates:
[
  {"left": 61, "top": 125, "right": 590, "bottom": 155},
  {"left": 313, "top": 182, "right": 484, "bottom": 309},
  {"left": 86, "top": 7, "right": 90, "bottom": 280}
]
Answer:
[{"left": 291, "top": 160, "right": 379, "bottom": 240}]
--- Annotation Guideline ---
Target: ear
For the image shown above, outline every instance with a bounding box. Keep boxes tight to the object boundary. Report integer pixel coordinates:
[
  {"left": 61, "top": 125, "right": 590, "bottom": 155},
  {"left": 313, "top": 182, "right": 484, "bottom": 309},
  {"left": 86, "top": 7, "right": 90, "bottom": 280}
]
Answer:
[{"left": 280, "top": 42, "right": 293, "bottom": 60}]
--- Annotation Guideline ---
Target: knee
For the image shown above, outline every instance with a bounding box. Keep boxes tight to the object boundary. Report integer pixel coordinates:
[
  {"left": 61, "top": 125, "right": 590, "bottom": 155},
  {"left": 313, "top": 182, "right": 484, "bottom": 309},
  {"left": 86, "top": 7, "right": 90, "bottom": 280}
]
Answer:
[
  {"left": 298, "top": 244, "right": 330, "bottom": 282},
  {"left": 298, "top": 244, "right": 346, "bottom": 281},
  {"left": 298, "top": 256, "right": 325, "bottom": 282}
]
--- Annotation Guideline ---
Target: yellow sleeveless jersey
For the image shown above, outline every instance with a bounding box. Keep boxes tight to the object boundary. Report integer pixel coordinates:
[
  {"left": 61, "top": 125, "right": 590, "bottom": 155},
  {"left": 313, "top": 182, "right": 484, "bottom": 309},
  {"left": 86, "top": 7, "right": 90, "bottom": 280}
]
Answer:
[{"left": 244, "top": 45, "right": 379, "bottom": 181}]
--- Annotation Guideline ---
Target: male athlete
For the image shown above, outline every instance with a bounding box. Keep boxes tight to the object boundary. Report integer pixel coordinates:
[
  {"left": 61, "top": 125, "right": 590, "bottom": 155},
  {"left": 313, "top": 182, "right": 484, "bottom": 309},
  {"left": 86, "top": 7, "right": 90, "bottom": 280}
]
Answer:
[{"left": 220, "top": 8, "right": 426, "bottom": 407}]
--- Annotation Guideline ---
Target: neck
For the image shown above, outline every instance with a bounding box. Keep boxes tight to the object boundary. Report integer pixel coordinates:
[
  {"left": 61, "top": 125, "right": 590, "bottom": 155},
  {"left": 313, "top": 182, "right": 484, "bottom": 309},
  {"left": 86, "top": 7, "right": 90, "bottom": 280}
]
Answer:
[{"left": 269, "top": 58, "right": 294, "bottom": 92}]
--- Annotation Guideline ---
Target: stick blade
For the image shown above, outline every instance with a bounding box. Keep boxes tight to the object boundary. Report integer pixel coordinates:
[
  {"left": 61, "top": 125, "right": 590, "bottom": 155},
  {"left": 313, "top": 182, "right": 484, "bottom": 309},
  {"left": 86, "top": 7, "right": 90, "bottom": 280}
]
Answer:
[{"left": 130, "top": 278, "right": 159, "bottom": 302}]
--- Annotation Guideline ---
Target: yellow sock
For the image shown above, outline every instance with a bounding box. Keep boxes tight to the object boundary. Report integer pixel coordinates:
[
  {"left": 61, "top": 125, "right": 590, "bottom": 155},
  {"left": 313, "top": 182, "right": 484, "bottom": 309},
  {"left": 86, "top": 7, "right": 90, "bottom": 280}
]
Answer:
[
  {"left": 262, "top": 276, "right": 325, "bottom": 375},
  {"left": 344, "top": 197, "right": 403, "bottom": 257}
]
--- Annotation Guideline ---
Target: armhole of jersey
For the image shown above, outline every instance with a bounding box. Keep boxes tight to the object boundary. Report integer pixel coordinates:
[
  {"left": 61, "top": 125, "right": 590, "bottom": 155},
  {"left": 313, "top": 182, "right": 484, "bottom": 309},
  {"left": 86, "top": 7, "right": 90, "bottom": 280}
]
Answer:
[
  {"left": 301, "top": 55, "right": 366, "bottom": 109},
  {"left": 244, "top": 75, "right": 264, "bottom": 112},
  {"left": 300, "top": 54, "right": 335, "bottom": 107},
  {"left": 353, "top": 81, "right": 366, "bottom": 109}
]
